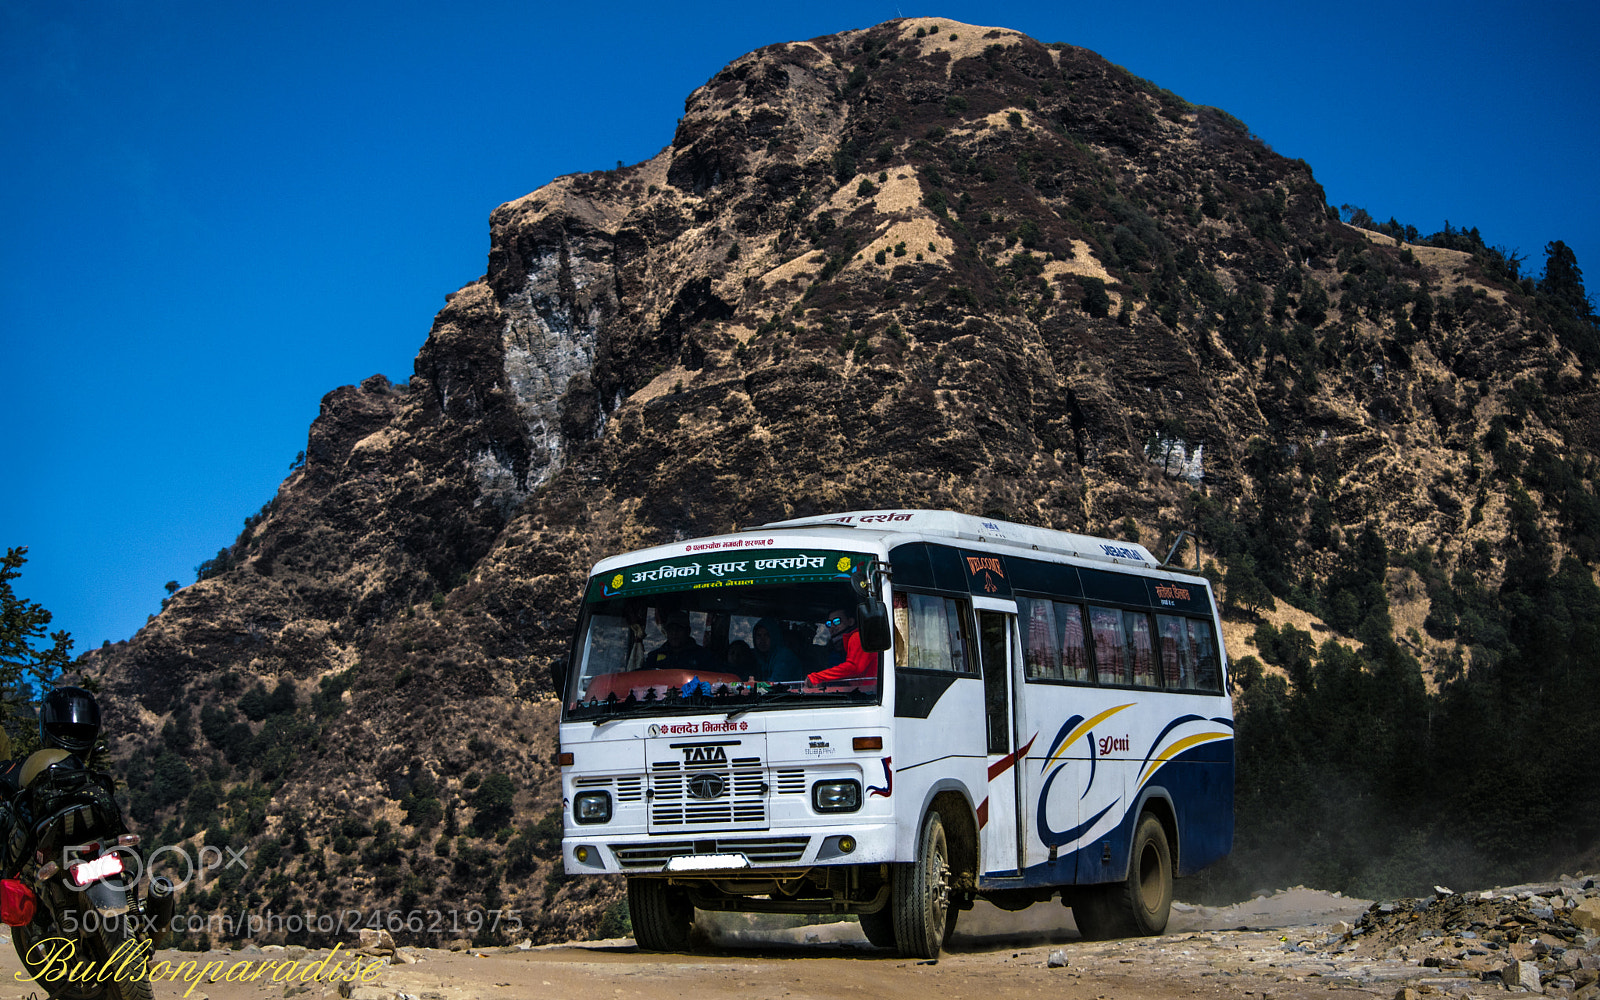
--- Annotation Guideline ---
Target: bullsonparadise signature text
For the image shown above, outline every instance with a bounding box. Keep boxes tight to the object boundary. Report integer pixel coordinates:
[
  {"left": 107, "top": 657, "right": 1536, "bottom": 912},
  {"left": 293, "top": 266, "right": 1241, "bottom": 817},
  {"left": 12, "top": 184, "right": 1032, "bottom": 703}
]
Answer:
[{"left": 15, "top": 938, "right": 385, "bottom": 998}]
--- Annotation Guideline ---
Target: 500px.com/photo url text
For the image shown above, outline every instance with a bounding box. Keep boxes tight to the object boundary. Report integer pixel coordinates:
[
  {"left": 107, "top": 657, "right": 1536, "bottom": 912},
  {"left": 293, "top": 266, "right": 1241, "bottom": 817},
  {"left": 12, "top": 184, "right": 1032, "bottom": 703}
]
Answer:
[{"left": 57, "top": 907, "right": 527, "bottom": 938}]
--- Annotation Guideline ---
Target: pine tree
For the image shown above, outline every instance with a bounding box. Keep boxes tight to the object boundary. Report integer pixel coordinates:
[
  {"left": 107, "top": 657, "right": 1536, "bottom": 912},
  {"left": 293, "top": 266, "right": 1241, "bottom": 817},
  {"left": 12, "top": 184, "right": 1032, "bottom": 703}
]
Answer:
[
  {"left": 1538, "top": 240, "right": 1600, "bottom": 367},
  {"left": 1539, "top": 240, "right": 1594, "bottom": 322},
  {"left": 0, "top": 547, "right": 72, "bottom": 739}
]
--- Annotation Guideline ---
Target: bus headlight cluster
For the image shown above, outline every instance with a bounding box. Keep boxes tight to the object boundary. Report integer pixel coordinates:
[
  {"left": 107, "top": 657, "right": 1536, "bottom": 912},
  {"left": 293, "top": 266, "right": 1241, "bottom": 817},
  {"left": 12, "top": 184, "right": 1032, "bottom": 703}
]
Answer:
[
  {"left": 811, "top": 780, "right": 861, "bottom": 813},
  {"left": 573, "top": 791, "right": 612, "bottom": 824}
]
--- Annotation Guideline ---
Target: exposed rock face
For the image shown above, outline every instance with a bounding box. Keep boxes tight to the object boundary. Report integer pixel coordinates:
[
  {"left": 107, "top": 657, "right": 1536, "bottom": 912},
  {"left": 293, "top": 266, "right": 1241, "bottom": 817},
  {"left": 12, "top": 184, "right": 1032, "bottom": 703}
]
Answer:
[{"left": 84, "top": 18, "right": 1598, "bottom": 945}]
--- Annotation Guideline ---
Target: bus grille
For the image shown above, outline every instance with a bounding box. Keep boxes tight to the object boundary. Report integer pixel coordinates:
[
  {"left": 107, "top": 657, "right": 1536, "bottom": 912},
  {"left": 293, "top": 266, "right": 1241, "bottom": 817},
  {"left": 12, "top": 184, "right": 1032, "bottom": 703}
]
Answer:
[
  {"left": 610, "top": 836, "right": 811, "bottom": 869},
  {"left": 774, "top": 769, "right": 806, "bottom": 795},
  {"left": 649, "top": 757, "right": 766, "bottom": 828},
  {"left": 572, "top": 775, "right": 644, "bottom": 802}
]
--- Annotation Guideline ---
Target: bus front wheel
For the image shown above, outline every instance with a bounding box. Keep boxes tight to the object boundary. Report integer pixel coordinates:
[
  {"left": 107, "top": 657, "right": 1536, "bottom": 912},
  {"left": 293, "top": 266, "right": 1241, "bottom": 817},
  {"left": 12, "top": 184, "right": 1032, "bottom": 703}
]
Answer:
[
  {"left": 892, "top": 810, "right": 954, "bottom": 958},
  {"left": 628, "top": 877, "right": 694, "bottom": 951},
  {"left": 1073, "top": 812, "right": 1172, "bottom": 940}
]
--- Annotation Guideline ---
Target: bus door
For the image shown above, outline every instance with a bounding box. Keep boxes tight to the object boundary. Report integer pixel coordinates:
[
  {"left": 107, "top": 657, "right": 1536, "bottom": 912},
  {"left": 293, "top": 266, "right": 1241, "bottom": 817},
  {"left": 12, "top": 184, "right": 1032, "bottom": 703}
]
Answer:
[{"left": 973, "top": 598, "right": 1024, "bottom": 879}]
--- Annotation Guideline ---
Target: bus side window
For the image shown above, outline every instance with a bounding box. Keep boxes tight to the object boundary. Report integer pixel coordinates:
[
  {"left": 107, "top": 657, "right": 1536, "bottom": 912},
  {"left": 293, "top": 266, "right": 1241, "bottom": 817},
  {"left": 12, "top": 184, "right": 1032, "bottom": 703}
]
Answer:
[
  {"left": 946, "top": 599, "right": 974, "bottom": 673},
  {"left": 898, "top": 592, "right": 973, "bottom": 673},
  {"left": 1020, "top": 596, "right": 1063, "bottom": 680},
  {"left": 893, "top": 592, "right": 910, "bottom": 669},
  {"left": 1087, "top": 606, "right": 1126, "bottom": 684},
  {"left": 1156, "top": 615, "right": 1189, "bottom": 688},
  {"left": 1123, "top": 611, "right": 1158, "bottom": 687},
  {"left": 1056, "top": 603, "right": 1092, "bottom": 683},
  {"left": 1187, "top": 618, "right": 1221, "bottom": 692}
]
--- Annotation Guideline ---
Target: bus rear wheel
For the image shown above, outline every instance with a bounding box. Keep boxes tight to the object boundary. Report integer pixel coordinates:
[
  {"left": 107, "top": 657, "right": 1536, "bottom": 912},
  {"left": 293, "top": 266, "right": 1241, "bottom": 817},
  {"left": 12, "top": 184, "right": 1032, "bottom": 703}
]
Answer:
[
  {"left": 892, "top": 810, "right": 953, "bottom": 959},
  {"left": 627, "top": 877, "right": 694, "bottom": 951},
  {"left": 1072, "top": 812, "right": 1172, "bottom": 940}
]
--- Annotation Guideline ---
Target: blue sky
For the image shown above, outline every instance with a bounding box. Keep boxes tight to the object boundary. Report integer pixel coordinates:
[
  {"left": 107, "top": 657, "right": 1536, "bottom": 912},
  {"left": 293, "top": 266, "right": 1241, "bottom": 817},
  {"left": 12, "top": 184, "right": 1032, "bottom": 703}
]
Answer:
[{"left": 3, "top": 0, "right": 1596, "bottom": 653}]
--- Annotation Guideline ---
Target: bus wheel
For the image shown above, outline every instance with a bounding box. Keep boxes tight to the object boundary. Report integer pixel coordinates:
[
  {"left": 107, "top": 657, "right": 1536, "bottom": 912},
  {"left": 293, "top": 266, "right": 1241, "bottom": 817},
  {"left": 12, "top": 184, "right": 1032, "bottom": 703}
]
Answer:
[
  {"left": 892, "top": 810, "right": 952, "bottom": 959},
  {"left": 1073, "top": 812, "right": 1172, "bottom": 940},
  {"left": 858, "top": 907, "right": 897, "bottom": 948},
  {"left": 1123, "top": 812, "right": 1173, "bottom": 935},
  {"left": 628, "top": 877, "right": 694, "bottom": 951}
]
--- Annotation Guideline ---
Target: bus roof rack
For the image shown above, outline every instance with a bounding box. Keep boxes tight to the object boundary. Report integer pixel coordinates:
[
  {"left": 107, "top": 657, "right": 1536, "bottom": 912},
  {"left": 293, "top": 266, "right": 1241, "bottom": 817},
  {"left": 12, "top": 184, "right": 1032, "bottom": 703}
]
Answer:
[{"left": 748, "top": 510, "right": 1168, "bottom": 570}]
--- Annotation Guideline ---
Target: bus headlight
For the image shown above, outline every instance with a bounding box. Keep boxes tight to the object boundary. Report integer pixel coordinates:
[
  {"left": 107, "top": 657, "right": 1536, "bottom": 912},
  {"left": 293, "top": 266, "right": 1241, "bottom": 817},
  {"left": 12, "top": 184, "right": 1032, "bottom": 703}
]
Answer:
[
  {"left": 811, "top": 780, "right": 861, "bottom": 813},
  {"left": 573, "top": 791, "right": 613, "bottom": 824}
]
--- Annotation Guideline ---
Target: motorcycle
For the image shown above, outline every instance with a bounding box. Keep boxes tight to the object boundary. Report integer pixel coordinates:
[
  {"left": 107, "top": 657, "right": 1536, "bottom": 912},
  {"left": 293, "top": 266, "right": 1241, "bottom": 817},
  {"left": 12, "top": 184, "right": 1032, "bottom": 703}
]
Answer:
[{"left": 0, "top": 748, "right": 174, "bottom": 1000}]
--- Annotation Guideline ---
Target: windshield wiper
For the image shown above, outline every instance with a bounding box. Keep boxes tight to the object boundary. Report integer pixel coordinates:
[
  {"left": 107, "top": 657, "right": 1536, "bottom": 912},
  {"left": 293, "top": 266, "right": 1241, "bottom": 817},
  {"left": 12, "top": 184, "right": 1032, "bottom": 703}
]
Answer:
[{"left": 587, "top": 703, "right": 631, "bottom": 726}]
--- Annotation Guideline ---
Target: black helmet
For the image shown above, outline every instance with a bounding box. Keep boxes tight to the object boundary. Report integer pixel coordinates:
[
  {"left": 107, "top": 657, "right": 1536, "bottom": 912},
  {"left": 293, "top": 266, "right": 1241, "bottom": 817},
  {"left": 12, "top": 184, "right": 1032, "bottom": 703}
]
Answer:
[{"left": 39, "top": 686, "right": 100, "bottom": 755}]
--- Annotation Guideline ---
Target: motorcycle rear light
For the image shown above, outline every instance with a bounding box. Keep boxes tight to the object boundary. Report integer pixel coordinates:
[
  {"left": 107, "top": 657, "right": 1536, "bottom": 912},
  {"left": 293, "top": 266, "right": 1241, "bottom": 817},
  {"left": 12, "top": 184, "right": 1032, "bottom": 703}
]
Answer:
[
  {"left": 1, "top": 879, "right": 36, "bottom": 927},
  {"left": 69, "top": 854, "right": 123, "bottom": 887}
]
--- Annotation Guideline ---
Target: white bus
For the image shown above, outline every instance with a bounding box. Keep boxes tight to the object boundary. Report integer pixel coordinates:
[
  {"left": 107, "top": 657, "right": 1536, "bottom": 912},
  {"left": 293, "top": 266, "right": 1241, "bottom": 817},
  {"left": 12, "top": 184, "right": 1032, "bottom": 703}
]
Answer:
[{"left": 556, "top": 510, "right": 1233, "bottom": 957}]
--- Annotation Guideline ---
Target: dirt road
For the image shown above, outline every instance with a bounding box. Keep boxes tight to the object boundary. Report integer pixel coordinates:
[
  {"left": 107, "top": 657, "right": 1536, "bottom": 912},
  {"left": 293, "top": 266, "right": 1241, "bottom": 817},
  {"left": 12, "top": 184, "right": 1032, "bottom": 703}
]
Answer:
[{"left": 0, "top": 890, "right": 1539, "bottom": 1000}]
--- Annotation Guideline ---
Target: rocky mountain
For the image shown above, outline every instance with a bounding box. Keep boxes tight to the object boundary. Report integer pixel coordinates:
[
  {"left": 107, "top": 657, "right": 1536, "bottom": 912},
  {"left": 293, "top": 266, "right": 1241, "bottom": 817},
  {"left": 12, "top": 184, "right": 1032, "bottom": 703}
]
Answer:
[{"left": 80, "top": 18, "right": 1600, "bottom": 944}]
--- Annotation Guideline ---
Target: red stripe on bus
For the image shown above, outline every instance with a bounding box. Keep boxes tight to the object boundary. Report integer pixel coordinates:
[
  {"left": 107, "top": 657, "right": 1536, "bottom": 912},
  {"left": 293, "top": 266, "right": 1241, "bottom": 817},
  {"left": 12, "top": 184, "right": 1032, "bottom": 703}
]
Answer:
[{"left": 986, "top": 733, "right": 1038, "bottom": 781}]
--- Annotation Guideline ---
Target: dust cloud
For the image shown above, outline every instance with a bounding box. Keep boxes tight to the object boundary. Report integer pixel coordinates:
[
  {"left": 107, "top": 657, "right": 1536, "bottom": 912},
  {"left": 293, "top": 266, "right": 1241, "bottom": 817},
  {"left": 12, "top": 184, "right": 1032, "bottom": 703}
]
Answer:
[{"left": 686, "top": 888, "right": 1372, "bottom": 951}]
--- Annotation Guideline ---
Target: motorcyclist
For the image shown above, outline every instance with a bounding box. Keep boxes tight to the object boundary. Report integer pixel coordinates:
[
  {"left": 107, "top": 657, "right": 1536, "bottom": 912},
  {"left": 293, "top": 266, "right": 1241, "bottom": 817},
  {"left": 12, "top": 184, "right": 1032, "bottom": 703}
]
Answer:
[
  {"left": 0, "top": 685, "right": 172, "bottom": 976},
  {"left": 0, "top": 686, "right": 99, "bottom": 900}
]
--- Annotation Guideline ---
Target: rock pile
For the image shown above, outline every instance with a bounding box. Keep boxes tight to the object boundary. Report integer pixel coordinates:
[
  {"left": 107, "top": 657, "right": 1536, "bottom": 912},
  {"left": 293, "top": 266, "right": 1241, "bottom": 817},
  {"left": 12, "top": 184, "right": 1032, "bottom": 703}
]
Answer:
[{"left": 1328, "top": 875, "right": 1600, "bottom": 996}]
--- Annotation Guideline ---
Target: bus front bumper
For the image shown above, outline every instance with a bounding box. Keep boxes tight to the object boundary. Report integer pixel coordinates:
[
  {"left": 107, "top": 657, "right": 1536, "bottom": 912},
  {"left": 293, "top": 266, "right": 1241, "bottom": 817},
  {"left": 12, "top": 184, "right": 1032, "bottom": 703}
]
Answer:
[{"left": 564, "top": 823, "right": 895, "bottom": 875}]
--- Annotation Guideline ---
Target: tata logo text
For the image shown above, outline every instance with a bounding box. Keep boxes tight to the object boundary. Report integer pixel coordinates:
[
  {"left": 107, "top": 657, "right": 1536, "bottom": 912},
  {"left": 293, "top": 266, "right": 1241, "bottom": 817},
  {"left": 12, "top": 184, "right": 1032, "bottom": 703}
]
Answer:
[
  {"left": 1098, "top": 734, "right": 1130, "bottom": 755},
  {"left": 683, "top": 745, "right": 728, "bottom": 765},
  {"left": 1100, "top": 544, "right": 1143, "bottom": 561}
]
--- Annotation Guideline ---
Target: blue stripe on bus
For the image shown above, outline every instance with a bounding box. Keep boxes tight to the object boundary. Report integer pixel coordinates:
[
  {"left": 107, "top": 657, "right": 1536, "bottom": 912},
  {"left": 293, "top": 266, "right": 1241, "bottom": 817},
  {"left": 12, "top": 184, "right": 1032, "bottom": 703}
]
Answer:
[{"left": 992, "top": 742, "right": 1234, "bottom": 890}]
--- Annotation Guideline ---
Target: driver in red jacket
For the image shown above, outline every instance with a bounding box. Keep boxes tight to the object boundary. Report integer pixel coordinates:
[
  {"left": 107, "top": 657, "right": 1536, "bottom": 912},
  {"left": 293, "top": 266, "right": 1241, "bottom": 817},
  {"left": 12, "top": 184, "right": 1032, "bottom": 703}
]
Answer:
[{"left": 806, "top": 608, "right": 878, "bottom": 685}]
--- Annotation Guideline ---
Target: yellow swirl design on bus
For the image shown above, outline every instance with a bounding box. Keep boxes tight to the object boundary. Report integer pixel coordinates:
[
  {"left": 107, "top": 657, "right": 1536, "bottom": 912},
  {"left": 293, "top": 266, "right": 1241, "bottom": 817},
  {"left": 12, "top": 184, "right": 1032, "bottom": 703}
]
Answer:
[
  {"left": 1136, "top": 732, "right": 1233, "bottom": 787},
  {"left": 1043, "top": 703, "right": 1135, "bottom": 770}
]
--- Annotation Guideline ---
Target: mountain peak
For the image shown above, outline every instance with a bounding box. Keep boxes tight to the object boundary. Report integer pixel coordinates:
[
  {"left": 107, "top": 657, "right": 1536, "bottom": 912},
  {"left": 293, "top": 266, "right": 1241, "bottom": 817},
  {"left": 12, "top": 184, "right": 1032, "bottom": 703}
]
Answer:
[{"left": 89, "top": 18, "right": 1599, "bottom": 944}]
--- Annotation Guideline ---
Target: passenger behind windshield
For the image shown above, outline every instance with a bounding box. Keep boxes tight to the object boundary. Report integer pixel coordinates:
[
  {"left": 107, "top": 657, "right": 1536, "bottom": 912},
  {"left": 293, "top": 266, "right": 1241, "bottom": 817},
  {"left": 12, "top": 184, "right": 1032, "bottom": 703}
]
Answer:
[
  {"left": 726, "top": 639, "right": 757, "bottom": 676},
  {"left": 805, "top": 608, "right": 879, "bottom": 686},
  {"left": 752, "top": 617, "right": 806, "bottom": 683},
  {"left": 565, "top": 583, "right": 883, "bottom": 719},
  {"left": 642, "top": 610, "right": 711, "bottom": 671}
]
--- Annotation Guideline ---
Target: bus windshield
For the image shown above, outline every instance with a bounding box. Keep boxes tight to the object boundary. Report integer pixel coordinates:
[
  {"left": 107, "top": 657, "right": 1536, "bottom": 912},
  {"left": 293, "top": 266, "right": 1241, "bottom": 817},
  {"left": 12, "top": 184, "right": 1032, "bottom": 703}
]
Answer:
[{"left": 563, "top": 578, "right": 882, "bottom": 722}]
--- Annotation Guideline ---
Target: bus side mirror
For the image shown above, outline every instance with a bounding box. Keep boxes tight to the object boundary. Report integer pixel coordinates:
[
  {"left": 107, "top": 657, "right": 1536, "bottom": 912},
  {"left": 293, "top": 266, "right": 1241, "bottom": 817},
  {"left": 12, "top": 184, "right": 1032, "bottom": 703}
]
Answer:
[
  {"left": 550, "top": 658, "right": 567, "bottom": 698},
  {"left": 857, "top": 600, "right": 891, "bottom": 652}
]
